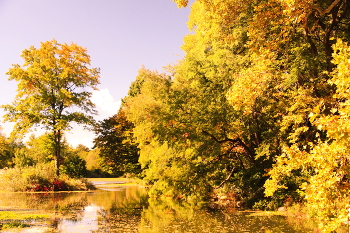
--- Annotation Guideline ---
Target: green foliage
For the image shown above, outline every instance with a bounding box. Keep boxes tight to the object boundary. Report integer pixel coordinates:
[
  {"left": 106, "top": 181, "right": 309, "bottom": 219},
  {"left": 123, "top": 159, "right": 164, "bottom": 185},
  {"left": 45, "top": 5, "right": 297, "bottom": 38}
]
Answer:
[
  {"left": 60, "top": 153, "right": 88, "bottom": 178},
  {"left": 1, "top": 222, "right": 30, "bottom": 229},
  {"left": 25, "top": 133, "right": 55, "bottom": 164},
  {"left": 0, "top": 211, "right": 48, "bottom": 221},
  {"left": 0, "top": 131, "right": 15, "bottom": 168},
  {"left": 93, "top": 109, "right": 141, "bottom": 176},
  {"left": 124, "top": 63, "right": 268, "bottom": 203},
  {"left": 12, "top": 148, "right": 34, "bottom": 167},
  {"left": 1, "top": 1, "right": 349, "bottom": 231}
]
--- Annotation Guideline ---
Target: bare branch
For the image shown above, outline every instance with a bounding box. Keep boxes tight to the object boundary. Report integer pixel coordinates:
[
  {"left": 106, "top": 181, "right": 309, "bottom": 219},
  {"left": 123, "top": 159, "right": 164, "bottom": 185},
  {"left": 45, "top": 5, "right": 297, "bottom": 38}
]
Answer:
[
  {"left": 308, "top": 0, "right": 343, "bottom": 16},
  {"left": 214, "top": 166, "right": 235, "bottom": 189}
]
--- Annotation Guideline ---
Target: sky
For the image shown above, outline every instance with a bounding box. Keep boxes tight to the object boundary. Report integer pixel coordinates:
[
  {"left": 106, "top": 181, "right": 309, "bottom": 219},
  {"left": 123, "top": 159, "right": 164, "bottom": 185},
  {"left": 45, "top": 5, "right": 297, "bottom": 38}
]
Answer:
[{"left": 0, "top": 0, "right": 191, "bottom": 148}]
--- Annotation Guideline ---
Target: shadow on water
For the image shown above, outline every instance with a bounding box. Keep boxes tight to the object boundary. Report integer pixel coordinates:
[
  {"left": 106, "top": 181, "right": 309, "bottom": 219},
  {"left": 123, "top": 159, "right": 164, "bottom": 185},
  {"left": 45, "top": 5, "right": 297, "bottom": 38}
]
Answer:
[{"left": 0, "top": 179, "right": 344, "bottom": 232}]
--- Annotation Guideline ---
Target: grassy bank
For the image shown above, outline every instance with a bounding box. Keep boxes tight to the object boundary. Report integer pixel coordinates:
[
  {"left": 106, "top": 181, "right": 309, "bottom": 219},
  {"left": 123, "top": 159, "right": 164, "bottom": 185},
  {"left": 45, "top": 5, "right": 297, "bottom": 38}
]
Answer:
[{"left": 0, "top": 164, "right": 95, "bottom": 192}]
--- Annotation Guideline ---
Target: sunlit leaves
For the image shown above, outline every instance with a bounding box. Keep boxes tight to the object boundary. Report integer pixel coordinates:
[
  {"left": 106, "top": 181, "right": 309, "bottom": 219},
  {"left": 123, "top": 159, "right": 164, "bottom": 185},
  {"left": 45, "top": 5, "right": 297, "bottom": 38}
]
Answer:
[
  {"left": 226, "top": 50, "right": 276, "bottom": 115},
  {"left": 2, "top": 39, "right": 100, "bottom": 175},
  {"left": 173, "top": 0, "right": 189, "bottom": 8},
  {"left": 122, "top": 1, "right": 350, "bottom": 229},
  {"left": 0, "top": 129, "right": 14, "bottom": 169},
  {"left": 265, "top": 39, "right": 350, "bottom": 231},
  {"left": 3, "top": 39, "right": 100, "bottom": 135}
]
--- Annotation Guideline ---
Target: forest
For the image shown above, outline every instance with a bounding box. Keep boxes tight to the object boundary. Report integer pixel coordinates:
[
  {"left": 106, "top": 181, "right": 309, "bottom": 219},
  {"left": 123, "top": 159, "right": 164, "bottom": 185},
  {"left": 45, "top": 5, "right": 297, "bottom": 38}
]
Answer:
[{"left": 0, "top": 0, "right": 350, "bottom": 232}]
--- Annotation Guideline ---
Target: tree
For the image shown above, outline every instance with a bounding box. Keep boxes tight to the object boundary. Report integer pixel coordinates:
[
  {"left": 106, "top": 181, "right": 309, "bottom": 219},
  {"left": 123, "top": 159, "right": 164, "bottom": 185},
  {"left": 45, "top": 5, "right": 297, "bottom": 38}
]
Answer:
[
  {"left": 2, "top": 39, "right": 100, "bottom": 176},
  {"left": 266, "top": 39, "right": 350, "bottom": 231},
  {"left": 183, "top": 0, "right": 350, "bottom": 229},
  {"left": 75, "top": 144, "right": 90, "bottom": 153},
  {"left": 124, "top": 65, "right": 266, "bottom": 200},
  {"left": 20, "top": 132, "right": 72, "bottom": 167},
  {"left": 0, "top": 128, "right": 14, "bottom": 168},
  {"left": 93, "top": 109, "right": 140, "bottom": 176},
  {"left": 60, "top": 152, "right": 88, "bottom": 178}
]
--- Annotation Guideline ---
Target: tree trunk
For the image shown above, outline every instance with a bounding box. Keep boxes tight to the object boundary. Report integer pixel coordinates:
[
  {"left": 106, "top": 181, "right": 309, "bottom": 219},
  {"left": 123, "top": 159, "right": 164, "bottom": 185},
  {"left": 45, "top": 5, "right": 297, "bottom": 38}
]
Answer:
[{"left": 54, "top": 130, "right": 62, "bottom": 177}]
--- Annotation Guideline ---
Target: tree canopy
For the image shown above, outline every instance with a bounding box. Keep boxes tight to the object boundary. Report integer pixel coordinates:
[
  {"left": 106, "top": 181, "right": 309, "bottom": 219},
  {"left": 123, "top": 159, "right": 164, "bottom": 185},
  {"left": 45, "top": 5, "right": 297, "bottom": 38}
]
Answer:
[{"left": 122, "top": 0, "right": 350, "bottom": 231}]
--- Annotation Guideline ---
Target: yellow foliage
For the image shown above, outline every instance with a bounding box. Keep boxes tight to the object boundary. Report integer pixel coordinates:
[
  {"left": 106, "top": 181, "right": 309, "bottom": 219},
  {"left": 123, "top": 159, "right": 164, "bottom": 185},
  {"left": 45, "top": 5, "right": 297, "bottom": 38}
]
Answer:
[
  {"left": 266, "top": 40, "right": 350, "bottom": 232},
  {"left": 226, "top": 50, "right": 276, "bottom": 115}
]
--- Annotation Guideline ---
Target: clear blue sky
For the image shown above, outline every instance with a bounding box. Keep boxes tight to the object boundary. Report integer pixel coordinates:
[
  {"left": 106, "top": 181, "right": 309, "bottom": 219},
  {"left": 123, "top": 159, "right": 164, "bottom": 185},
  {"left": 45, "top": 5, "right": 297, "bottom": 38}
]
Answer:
[{"left": 0, "top": 0, "right": 191, "bottom": 147}]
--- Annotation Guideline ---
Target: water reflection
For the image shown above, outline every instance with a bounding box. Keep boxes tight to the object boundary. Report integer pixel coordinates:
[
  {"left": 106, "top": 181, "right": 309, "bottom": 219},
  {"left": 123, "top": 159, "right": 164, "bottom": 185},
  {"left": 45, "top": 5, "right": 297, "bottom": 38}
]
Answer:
[
  {"left": 58, "top": 205, "right": 99, "bottom": 232},
  {"left": 139, "top": 198, "right": 321, "bottom": 233},
  {"left": 0, "top": 180, "right": 330, "bottom": 232}
]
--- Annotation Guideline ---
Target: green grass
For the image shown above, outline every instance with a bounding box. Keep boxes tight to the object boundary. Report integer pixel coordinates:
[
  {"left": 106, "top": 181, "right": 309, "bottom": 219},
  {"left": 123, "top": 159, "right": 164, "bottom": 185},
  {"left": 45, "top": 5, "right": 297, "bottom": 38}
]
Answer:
[
  {"left": 0, "top": 211, "right": 49, "bottom": 220},
  {"left": 1, "top": 221, "right": 30, "bottom": 229},
  {"left": 0, "top": 211, "right": 49, "bottom": 230}
]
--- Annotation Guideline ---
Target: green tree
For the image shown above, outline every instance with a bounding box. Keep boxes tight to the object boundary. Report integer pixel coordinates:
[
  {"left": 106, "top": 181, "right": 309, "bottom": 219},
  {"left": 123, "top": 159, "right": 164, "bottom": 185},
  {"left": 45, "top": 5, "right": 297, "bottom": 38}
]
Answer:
[
  {"left": 83, "top": 148, "right": 105, "bottom": 176},
  {"left": 60, "top": 152, "right": 88, "bottom": 178},
  {"left": 124, "top": 66, "right": 264, "bottom": 200},
  {"left": 2, "top": 39, "right": 100, "bottom": 176},
  {"left": 124, "top": 0, "right": 284, "bottom": 203},
  {"left": 93, "top": 109, "right": 140, "bottom": 176},
  {"left": 0, "top": 128, "right": 14, "bottom": 168},
  {"left": 25, "top": 133, "right": 55, "bottom": 164}
]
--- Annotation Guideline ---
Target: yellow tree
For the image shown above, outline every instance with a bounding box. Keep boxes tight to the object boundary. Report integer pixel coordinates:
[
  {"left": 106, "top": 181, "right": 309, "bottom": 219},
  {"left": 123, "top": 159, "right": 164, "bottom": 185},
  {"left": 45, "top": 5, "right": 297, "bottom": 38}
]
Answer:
[
  {"left": 174, "top": 0, "right": 350, "bottom": 219},
  {"left": 266, "top": 39, "right": 350, "bottom": 232},
  {"left": 2, "top": 39, "right": 100, "bottom": 176}
]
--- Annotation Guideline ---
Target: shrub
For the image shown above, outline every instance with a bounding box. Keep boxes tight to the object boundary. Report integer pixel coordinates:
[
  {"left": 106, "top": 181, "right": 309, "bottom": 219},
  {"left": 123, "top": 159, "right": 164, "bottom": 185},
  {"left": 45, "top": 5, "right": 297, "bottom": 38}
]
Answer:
[
  {"left": 60, "top": 154, "right": 87, "bottom": 178},
  {"left": 0, "top": 163, "right": 94, "bottom": 192},
  {"left": 59, "top": 174, "right": 95, "bottom": 191}
]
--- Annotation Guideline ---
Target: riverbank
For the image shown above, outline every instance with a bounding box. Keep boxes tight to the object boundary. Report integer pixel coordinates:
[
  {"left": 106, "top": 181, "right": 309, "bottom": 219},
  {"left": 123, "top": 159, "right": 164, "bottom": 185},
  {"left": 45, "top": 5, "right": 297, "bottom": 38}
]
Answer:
[{"left": 0, "top": 166, "right": 95, "bottom": 192}]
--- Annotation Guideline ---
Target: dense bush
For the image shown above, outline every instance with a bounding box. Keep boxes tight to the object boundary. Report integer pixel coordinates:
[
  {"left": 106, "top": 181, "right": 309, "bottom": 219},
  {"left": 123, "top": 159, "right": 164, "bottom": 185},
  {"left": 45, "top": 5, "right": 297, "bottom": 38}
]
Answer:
[
  {"left": 0, "top": 163, "right": 94, "bottom": 192},
  {"left": 60, "top": 154, "right": 88, "bottom": 178}
]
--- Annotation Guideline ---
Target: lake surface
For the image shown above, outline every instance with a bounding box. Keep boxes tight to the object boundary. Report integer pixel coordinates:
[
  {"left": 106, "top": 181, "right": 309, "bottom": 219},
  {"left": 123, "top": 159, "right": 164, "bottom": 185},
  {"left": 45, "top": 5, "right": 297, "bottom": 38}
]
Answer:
[{"left": 0, "top": 179, "right": 329, "bottom": 232}]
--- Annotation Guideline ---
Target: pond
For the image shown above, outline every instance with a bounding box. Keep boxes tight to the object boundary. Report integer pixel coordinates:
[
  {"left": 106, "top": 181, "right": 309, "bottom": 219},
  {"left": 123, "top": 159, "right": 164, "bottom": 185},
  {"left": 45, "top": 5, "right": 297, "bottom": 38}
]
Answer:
[{"left": 0, "top": 178, "right": 335, "bottom": 232}]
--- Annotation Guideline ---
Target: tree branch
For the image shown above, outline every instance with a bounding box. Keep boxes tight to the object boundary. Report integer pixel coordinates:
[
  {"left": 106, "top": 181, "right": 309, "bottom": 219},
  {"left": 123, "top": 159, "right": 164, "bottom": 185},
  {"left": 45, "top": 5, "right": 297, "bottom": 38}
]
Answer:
[
  {"left": 202, "top": 130, "right": 255, "bottom": 163},
  {"left": 214, "top": 166, "right": 235, "bottom": 189},
  {"left": 308, "top": 0, "right": 343, "bottom": 16}
]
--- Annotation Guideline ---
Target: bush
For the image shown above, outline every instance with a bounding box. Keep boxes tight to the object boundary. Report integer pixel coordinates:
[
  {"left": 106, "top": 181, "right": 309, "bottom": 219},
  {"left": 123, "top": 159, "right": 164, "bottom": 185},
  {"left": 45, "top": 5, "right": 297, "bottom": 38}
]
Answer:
[
  {"left": 0, "top": 163, "right": 94, "bottom": 192},
  {"left": 252, "top": 199, "right": 280, "bottom": 211},
  {"left": 59, "top": 174, "right": 95, "bottom": 190},
  {"left": 0, "top": 163, "right": 56, "bottom": 192},
  {"left": 60, "top": 154, "right": 87, "bottom": 178}
]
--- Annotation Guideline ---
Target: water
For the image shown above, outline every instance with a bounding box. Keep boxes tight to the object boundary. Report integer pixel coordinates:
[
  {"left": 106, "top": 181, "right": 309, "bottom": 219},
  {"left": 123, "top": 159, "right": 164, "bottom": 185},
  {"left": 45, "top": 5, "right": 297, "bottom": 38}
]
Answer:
[{"left": 0, "top": 179, "right": 323, "bottom": 232}]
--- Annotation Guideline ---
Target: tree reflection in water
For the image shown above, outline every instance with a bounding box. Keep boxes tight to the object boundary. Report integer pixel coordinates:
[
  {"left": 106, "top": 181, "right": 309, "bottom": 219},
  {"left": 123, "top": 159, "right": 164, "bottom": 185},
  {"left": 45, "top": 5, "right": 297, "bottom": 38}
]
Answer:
[
  {"left": 0, "top": 184, "right": 340, "bottom": 232},
  {"left": 138, "top": 198, "right": 321, "bottom": 233}
]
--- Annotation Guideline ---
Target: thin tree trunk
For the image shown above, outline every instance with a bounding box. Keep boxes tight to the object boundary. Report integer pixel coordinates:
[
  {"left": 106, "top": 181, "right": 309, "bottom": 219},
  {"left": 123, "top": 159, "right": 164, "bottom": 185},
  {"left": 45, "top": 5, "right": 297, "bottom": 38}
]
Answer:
[{"left": 54, "top": 130, "right": 61, "bottom": 177}]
